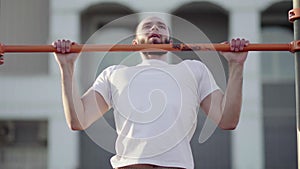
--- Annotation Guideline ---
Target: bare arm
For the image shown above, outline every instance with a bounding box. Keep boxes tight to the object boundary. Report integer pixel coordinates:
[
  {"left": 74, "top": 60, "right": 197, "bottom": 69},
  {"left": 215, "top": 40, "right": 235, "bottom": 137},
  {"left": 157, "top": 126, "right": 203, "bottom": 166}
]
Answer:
[
  {"left": 201, "top": 38, "right": 249, "bottom": 130},
  {"left": 54, "top": 39, "right": 109, "bottom": 130}
]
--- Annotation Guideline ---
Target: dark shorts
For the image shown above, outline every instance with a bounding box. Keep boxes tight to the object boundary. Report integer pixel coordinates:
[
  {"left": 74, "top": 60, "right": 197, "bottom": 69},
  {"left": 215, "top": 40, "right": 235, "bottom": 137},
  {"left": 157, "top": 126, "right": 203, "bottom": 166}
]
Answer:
[{"left": 115, "top": 164, "right": 185, "bottom": 169}]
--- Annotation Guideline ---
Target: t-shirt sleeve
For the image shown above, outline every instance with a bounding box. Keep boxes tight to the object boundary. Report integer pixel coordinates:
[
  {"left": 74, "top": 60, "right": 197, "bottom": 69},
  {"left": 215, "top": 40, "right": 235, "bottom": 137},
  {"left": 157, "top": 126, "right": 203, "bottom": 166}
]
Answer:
[
  {"left": 92, "top": 66, "right": 116, "bottom": 108},
  {"left": 194, "top": 61, "right": 220, "bottom": 103}
]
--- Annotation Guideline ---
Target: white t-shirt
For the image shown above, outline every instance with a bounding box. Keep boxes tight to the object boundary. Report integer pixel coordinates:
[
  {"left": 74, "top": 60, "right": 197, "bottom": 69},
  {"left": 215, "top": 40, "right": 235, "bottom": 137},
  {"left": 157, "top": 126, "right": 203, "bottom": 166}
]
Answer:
[{"left": 92, "top": 59, "right": 220, "bottom": 169}]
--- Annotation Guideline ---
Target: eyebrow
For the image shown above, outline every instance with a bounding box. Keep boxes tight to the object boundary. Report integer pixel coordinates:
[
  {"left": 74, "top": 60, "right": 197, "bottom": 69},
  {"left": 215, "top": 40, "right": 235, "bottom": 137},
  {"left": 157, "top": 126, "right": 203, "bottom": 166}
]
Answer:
[{"left": 142, "top": 21, "right": 167, "bottom": 27}]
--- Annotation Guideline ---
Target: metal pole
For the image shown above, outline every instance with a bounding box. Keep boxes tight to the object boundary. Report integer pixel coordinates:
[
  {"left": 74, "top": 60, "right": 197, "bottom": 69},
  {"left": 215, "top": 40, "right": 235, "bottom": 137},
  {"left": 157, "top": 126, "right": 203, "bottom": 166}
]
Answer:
[
  {"left": 293, "top": 0, "right": 300, "bottom": 168},
  {"left": 0, "top": 42, "right": 298, "bottom": 54}
]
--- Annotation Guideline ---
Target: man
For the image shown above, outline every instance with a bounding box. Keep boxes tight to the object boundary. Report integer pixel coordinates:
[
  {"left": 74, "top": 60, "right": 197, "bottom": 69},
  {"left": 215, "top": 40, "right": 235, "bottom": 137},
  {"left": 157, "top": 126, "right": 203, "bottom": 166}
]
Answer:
[{"left": 53, "top": 16, "right": 249, "bottom": 169}]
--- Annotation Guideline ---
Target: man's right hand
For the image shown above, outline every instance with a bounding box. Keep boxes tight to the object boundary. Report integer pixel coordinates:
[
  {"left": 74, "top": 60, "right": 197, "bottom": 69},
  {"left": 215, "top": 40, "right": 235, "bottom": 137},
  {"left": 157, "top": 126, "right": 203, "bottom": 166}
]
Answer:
[
  {"left": 52, "top": 39, "right": 79, "bottom": 66},
  {"left": 0, "top": 54, "right": 4, "bottom": 65}
]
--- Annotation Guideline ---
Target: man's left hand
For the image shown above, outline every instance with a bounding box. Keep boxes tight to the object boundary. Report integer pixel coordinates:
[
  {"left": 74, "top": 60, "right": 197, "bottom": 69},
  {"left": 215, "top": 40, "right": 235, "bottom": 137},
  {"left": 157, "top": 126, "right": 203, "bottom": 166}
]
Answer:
[{"left": 220, "top": 38, "right": 249, "bottom": 65}]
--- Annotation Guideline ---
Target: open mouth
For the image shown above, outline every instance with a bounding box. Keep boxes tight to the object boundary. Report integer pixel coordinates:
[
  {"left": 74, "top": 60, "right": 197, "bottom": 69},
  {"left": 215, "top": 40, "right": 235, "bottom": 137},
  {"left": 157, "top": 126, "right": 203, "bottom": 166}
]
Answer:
[{"left": 148, "top": 33, "right": 161, "bottom": 39}]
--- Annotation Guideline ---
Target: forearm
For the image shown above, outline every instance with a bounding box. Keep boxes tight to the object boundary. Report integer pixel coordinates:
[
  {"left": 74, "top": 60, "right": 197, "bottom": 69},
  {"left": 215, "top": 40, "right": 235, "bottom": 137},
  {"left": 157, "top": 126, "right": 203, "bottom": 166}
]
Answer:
[
  {"left": 60, "top": 64, "right": 85, "bottom": 130},
  {"left": 220, "top": 62, "right": 244, "bottom": 129}
]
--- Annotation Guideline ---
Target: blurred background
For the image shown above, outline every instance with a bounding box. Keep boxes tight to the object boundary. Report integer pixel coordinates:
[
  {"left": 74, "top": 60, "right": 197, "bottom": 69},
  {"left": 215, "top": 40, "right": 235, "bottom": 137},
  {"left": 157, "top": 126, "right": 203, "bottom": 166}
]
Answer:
[{"left": 0, "top": 0, "right": 296, "bottom": 169}]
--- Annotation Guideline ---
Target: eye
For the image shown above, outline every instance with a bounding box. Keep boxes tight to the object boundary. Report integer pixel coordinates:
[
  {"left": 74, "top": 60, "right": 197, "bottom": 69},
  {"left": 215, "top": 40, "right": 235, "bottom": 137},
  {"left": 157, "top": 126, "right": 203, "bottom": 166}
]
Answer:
[
  {"left": 159, "top": 25, "right": 166, "bottom": 29},
  {"left": 143, "top": 25, "right": 151, "bottom": 29}
]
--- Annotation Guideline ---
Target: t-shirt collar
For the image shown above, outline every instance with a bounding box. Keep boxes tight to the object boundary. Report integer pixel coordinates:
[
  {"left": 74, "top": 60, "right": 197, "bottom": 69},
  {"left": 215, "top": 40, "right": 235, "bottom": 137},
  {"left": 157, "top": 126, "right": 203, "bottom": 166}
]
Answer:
[{"left": 139, "top": 59, "right": 169, "bottom": 66}]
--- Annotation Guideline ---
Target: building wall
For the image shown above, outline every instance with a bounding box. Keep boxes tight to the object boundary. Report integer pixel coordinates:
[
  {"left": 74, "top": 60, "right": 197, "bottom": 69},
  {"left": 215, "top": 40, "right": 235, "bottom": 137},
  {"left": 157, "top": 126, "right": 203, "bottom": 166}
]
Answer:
[
  {"left": 0, "top": 0, "right": 78, "bottom": 169},
  {"left": 261, "top": 2, "right": 297, "bottom": 169},
  {"left": 0, "top": 0, "right": 296, "bottom": 169}
]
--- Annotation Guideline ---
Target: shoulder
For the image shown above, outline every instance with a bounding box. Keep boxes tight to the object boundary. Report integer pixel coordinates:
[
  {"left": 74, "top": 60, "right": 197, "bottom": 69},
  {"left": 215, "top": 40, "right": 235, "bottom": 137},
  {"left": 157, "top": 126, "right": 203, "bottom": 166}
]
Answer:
[
  {"left": 180, "top": 59, "right": 207, "bottom": 71},
  {"left": 104, "top": 65, "right": 127, "bottom": 72},
  {"left": 96, "top": 65, "right": 127, "bottom": 79},
  {"left": 101, "top": 65, "right": 127, "bottom": 74},
  {"left": 181, "top": 59, "right": 204, "bottom": 65}
]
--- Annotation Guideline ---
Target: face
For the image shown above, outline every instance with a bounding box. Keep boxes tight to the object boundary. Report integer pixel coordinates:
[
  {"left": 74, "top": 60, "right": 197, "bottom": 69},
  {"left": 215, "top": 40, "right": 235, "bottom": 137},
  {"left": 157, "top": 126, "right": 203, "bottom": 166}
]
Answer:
[{"left": 134, "top": 17, "right": 171, "bottom": 45}]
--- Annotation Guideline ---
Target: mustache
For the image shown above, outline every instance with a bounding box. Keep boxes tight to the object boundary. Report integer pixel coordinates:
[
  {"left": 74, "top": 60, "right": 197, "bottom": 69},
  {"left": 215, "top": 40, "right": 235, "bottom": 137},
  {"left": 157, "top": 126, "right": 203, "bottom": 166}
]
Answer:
[
  {"left": 140, "top": 37, "right": 171, "bottom": 56},
  {"left": 138, "top": 36, "right": 171, "bottom": 44}
]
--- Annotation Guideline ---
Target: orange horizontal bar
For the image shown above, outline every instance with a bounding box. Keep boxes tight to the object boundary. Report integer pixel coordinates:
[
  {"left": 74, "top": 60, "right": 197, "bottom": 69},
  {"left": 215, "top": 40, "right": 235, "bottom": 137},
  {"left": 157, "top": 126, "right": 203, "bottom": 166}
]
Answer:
[{"left": 0, "top": 42, "right": 298, "bottom": 54}]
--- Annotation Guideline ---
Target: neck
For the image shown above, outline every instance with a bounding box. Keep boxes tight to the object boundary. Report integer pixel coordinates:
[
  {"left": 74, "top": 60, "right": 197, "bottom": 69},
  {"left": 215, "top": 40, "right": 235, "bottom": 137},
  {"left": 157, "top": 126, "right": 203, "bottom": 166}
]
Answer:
[{"left": 141, "top": 53, "right": 168, "bottom": 62}]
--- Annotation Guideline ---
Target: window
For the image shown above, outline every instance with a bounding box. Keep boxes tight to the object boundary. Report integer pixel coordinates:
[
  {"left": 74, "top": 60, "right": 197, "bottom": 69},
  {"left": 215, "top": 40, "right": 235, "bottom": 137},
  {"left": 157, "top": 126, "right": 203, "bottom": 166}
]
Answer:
[
  {"left": 0, "top": 120, "right": 48, "bottom": 169},
  {"left": 261, "top": 27, "right": 294, "bottom": 82}
]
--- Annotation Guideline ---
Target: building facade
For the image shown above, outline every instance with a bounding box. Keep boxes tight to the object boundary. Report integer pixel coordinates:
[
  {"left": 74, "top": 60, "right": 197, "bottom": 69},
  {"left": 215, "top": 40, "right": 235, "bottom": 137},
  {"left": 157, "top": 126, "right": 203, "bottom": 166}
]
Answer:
[{"left": 0, "top": 0, "right": 296, "bottom": 169}]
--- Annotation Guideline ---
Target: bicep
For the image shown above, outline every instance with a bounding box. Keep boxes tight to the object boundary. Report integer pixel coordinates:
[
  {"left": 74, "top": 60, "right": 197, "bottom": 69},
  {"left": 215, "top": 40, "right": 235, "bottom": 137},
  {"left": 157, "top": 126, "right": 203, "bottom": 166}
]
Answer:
[
  {"left": 81, "top": 88, "right": 110, "bottom": 127},
  {"left": 200, "top": 89, "right": 223, "bottom": 116}
]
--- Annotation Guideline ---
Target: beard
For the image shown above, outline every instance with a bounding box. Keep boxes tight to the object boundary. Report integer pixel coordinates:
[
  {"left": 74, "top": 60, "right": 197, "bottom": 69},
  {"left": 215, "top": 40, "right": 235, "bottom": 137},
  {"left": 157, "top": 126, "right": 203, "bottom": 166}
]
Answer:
[{"left": 139, "top": 37, "right": 170, "bottom": 56}]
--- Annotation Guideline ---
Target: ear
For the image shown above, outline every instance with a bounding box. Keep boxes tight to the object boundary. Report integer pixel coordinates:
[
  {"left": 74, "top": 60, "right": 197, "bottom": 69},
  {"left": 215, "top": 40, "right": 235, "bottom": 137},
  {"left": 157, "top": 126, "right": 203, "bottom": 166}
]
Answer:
[{"left": 132, "top": 39, "right": 138, "bottom": 45}]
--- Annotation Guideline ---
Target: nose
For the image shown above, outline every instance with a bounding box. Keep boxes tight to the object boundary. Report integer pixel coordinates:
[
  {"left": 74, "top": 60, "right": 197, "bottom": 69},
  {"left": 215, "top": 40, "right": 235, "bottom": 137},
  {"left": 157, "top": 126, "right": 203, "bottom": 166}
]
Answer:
[{"left": 150, "top": 24, "right": 159, "bottom": 31}]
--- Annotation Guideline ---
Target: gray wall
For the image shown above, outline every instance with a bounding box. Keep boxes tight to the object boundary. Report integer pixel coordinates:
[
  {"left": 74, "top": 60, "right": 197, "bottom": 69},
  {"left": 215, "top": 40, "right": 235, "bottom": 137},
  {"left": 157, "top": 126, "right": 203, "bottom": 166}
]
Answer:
[
  {"left": 261, "top": 1, "right": 297, "bottom": 169},
  {"left": 0, "top": 0, "right": 49, "bottom": 75}
]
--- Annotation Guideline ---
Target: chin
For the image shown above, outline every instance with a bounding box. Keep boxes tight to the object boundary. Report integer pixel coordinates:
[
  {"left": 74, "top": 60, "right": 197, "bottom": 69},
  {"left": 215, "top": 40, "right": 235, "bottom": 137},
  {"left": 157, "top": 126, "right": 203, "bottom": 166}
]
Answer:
[{"left": 148, "top": 38, "right": 170, "bottom": 44}]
